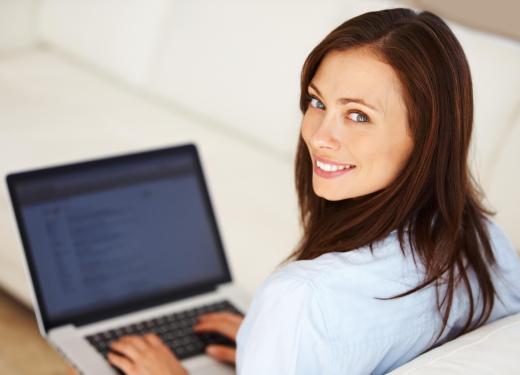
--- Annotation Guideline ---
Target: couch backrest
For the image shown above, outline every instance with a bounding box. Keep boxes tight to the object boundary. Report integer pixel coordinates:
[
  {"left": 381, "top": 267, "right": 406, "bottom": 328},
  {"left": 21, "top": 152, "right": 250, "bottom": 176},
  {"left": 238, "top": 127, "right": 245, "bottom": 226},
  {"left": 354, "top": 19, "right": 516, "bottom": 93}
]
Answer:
[
  {"left": 31, "top": 0, "right": 520, "bottom": 250},
  {"left": 487, "top": 111, "right": 520, "bottom": 247},
  {"left": 38, "top": 0, "right": 171, "bottom": 85}
]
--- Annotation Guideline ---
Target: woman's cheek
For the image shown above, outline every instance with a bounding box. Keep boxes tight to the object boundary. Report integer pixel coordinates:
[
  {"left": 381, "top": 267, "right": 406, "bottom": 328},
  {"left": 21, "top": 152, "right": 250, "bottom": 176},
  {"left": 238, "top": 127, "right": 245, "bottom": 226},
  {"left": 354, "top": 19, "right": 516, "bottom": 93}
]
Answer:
[{"left": 300, "top": 116, "right": 316, "bottom": 144}]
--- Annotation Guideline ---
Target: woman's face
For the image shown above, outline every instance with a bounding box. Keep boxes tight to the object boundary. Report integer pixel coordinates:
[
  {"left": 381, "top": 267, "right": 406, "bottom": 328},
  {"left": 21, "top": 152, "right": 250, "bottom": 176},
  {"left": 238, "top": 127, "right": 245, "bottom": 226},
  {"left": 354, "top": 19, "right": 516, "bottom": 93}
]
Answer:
[{"left": 301, "top": 47, "right": 414, "bottom": 201}]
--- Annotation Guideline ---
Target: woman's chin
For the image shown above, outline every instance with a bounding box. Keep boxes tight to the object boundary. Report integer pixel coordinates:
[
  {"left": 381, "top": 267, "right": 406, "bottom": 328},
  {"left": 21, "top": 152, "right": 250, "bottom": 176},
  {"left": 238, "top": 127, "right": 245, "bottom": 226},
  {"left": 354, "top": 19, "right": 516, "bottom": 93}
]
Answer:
[{"left": 313, "top": 186, "right": 352, "bottom": 201}]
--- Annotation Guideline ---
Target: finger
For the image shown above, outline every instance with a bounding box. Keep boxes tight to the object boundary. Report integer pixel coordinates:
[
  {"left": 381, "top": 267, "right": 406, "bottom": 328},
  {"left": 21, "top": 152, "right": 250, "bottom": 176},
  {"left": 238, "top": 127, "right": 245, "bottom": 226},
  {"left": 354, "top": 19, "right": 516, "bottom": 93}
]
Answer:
[
  {"left": 193, "top": 320, "right": 238, "bottom": 340},
  {"left": 195, "top": 312, "right": 242, "bottom": 327},
  {"left": 110, "top": 340, "right": 143, "bottom": 362},
  {"left": 193, "top": 321, "right": 234, "bottom": 339},
  {"left": 142, "top": 333, "right": 186, "bottom": 369},
  {"left": 117, "top": 335, "right": 148, "bottom": 352},
  {"left": 225, "top": 313, "right": 244, "bottom": 324},
  {"left": 143, "top": 332, "right": 166, "bottom": 348},
  {"left": 197, "top": 311, "right": 241, "bottom": 323},
  {"left": 205, "top": 345, "right": 236, "bottom": 364},
  {"left": 66, "top": 367, "right": 80, "bottom": 375},
  {"left": 107, "top": 352, "right": 137, "bottom": 375}
]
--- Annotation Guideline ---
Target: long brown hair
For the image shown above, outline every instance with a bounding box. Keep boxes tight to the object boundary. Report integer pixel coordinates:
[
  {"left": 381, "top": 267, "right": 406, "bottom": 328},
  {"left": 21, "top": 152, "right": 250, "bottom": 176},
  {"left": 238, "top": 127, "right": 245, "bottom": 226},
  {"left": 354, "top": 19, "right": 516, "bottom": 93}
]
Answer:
[{"left": 281, "top": 8, "right": 502, "bottom": 348}]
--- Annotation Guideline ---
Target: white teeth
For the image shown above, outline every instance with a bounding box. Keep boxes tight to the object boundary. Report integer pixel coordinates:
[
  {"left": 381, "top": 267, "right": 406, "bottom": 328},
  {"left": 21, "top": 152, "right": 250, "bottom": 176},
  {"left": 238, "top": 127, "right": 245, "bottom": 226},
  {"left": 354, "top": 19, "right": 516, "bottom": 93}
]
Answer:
[{"left": 316, "top": 160, "right": 355, "bottom": 172}]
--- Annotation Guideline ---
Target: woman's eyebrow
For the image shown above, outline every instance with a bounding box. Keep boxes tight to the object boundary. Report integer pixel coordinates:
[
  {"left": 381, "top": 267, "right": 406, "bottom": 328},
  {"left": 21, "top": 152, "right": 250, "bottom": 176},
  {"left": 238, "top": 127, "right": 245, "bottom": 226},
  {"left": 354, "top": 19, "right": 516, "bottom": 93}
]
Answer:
[{"left": 308, "top": 82, "right": 380, "bottom": 113}]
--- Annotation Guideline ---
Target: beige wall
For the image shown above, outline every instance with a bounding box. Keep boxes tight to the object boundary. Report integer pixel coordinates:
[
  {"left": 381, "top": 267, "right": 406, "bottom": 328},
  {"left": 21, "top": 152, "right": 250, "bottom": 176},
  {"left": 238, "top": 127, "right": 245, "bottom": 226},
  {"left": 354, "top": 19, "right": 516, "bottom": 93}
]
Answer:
[{"left": 409, "top": 0, "right": 520, "bottom": 42}]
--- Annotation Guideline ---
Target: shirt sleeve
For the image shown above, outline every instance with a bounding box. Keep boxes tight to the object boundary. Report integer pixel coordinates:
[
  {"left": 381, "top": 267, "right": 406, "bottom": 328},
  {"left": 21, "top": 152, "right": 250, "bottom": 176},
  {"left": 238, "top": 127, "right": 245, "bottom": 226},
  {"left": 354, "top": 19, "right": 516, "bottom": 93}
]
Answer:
[{"left": 235, "top": 271, "right": 333, "bottom": 375}]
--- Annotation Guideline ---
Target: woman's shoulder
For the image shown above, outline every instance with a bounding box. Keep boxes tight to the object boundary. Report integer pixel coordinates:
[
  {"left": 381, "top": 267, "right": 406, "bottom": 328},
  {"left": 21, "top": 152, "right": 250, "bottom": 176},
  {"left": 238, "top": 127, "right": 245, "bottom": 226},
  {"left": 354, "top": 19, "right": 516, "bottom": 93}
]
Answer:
[
  {"left": 268, "top": 219, "right": 519, "bottom": 291},
  {"left": 291, "top": 218, "right": 520, "bottom": 284},
  {"left": 479, "top": 218, "right": 520, "bottom": 319},
  {"left": 483, "top": 217, "right": 520, "bottom": 265},
  {"left": 257, "top": 231, "right": 429, "bottom": 327},
  {"left": 274, "top": 230, "right": 422, "bottom": 289},
  {"left": 250, "top": 231, "right": 434, "bottom": 343}
]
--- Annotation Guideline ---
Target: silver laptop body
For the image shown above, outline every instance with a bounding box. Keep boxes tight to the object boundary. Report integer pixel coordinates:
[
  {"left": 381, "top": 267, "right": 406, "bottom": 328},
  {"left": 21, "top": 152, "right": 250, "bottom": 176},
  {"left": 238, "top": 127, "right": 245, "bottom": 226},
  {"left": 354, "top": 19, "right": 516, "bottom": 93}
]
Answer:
[{"left": 6, "top": 143, "right": 250, "bottom": 374}]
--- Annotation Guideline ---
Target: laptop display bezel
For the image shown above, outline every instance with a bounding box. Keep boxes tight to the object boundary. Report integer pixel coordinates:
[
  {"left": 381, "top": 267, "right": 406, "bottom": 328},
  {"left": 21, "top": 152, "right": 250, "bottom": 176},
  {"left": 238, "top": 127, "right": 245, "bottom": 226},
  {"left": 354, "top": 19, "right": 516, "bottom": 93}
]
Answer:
[{"left": 6, "top": 143, "right": 232, "bottom": 332}]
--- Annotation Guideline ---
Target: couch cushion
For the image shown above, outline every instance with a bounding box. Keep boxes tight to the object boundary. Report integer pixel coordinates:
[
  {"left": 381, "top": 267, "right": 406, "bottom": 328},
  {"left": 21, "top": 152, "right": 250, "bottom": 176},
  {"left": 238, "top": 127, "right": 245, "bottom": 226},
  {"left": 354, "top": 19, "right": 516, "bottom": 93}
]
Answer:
[{"left": 388, "top": 312, "right": 520, "bottom": 374}]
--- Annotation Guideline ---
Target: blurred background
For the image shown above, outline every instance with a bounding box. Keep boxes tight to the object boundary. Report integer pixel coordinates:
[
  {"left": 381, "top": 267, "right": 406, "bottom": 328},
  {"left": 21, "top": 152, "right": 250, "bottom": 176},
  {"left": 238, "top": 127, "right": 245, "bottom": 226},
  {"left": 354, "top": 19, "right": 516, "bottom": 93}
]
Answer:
[{"left": 0, "top": 0, "right": 519, "bottom": 373}]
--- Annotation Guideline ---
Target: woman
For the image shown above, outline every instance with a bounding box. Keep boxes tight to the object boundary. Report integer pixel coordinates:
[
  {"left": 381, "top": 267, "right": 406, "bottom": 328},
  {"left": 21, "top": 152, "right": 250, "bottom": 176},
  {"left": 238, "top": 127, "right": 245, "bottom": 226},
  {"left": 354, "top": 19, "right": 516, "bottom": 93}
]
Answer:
[{"left": 68, "top": 7, "right": 520, "bottom": 375}]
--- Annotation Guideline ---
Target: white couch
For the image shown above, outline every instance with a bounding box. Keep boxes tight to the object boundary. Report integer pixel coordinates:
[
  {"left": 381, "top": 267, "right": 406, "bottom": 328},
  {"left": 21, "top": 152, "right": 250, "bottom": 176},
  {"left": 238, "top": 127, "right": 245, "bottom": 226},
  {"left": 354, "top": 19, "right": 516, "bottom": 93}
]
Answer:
[{"left": 0, "top": 0, "right": 519, "bottom": 373}]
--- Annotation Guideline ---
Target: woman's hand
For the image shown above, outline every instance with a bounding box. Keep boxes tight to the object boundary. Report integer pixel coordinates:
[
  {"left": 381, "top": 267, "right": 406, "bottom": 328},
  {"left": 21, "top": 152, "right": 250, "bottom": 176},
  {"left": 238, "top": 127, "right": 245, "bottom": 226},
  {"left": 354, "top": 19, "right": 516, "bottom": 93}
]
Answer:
[
  {"left": 65, "top": 334, "right": 186, "bottom": 375},
  {"left": 66, "top": 311, "right": 244, "bottom": 375},
  {"left": 192, "top": 311, "right": 244, "bottom": 365},
  {"left": 107, "top": 333, "right": 188, "bottom": 375}
]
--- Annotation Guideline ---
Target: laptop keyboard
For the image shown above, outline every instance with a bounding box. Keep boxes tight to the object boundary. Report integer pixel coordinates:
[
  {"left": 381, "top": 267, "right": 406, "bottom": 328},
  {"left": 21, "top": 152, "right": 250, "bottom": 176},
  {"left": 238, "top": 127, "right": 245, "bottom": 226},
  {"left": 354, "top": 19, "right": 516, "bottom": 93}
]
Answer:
[{"left": 86, "top": 299, "right": 243, "bottom": 366}]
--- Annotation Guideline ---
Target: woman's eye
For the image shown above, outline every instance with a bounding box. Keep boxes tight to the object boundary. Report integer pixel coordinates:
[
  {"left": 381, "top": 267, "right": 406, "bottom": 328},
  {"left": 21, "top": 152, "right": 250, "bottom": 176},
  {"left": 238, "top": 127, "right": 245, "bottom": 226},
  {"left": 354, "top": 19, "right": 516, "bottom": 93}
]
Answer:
[
  {"left": 306, "top": 94, "right": 369, "bottom": 123},
  {"left": 309, "top": 96, "right": 325, "bottom": 110},
  {"left": 347, "top": 111, "right": 369, "bottom": 123}
]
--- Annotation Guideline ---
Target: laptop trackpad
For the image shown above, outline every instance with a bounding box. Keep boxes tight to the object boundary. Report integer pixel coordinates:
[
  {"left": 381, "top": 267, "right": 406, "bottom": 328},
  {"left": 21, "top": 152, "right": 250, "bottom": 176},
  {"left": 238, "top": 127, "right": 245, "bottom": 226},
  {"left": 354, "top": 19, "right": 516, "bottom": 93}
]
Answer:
[
  {"left": 185, "top": 356, "right": 235, "bottom": 375},
  {"left": 192, "top": 364, "right": 235, "bottom": 375}
]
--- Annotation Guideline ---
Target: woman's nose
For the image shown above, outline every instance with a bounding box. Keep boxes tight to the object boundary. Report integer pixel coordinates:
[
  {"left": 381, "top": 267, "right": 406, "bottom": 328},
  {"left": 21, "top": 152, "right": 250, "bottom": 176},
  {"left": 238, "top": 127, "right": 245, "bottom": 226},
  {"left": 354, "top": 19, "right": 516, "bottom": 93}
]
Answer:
[{"left": 310, "top": 115, "right": 341, "bottom": 151}]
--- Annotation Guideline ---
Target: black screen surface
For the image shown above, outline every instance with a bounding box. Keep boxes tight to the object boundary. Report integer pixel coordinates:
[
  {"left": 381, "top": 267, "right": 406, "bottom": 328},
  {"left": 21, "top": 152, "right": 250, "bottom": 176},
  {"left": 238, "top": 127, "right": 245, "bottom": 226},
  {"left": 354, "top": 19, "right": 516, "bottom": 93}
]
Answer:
[{"left": 7, "top": 144, "right": 231, "bottom": 330}]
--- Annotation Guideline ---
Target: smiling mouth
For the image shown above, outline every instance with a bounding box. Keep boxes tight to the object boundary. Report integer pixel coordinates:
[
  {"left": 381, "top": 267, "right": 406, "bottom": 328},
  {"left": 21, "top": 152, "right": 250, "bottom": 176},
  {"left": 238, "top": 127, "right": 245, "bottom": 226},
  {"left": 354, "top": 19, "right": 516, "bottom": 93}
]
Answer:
[{"left": 315, "top": 160, "right": 356, "bottom": 172}]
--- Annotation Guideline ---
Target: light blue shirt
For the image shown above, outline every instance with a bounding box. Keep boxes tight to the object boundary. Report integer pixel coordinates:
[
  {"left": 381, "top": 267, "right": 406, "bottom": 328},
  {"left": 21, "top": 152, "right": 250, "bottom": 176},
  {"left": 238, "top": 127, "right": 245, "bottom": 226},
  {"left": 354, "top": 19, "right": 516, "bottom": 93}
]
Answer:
[{"left": 235, "top": 219, "right": 520, "bottom": 374}]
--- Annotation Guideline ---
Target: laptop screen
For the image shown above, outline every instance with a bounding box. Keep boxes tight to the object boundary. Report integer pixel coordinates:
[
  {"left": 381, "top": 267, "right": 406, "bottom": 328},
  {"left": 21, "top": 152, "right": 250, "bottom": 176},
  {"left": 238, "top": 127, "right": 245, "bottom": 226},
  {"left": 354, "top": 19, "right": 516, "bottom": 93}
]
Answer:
[{"left": 7, "top": 144, "right": 231, "bottom": 330}]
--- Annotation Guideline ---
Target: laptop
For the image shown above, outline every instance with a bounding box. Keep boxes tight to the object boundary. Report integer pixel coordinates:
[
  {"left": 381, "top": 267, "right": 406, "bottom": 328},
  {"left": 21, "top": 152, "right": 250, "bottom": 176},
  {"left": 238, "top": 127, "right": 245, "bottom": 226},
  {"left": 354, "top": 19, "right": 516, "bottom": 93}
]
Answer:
[{"left": 5, "top": 143, "right": 251, "bottom": 375}]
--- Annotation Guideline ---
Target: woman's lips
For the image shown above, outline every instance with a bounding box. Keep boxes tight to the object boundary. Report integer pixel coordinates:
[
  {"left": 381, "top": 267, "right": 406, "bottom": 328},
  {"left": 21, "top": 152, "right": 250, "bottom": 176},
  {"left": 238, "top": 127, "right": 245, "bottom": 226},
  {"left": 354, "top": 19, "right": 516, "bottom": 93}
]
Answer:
[
  {"left": 313, "top": 162, "right": 356, "bottom": 178},
  {"left": 312, "top": 155, "right": 356, "bottom": 179}
]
